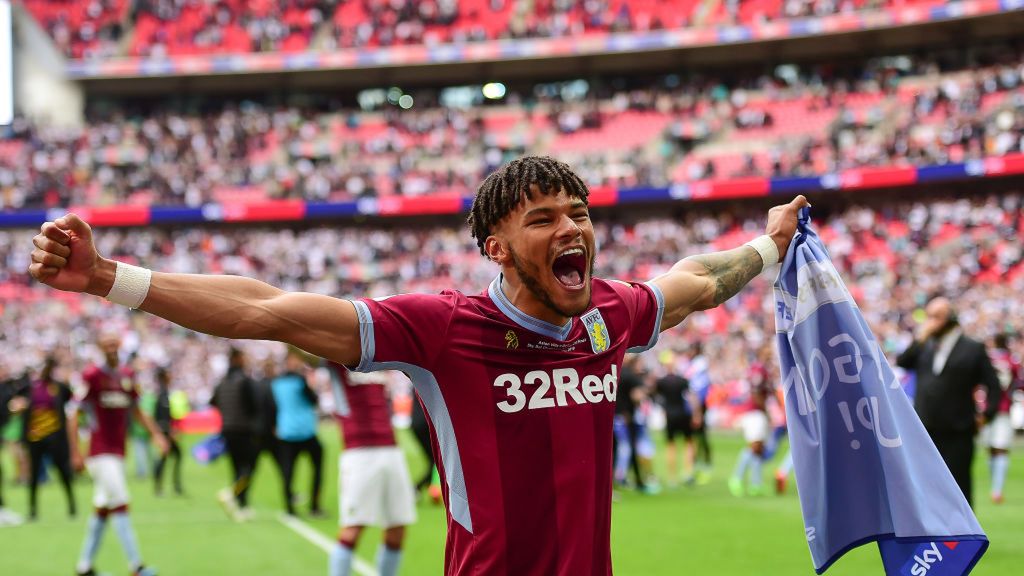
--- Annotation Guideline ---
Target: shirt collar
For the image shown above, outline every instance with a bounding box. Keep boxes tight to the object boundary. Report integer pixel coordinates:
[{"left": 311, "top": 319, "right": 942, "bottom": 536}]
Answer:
[{"left": 488, "top": 274, "right": 574, "bottom": 341}]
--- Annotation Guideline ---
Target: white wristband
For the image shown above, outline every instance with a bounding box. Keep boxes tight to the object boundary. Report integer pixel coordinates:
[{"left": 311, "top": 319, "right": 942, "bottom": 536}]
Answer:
[
  {"left": 744, "top": 235, "right": 780, "bottom": 272},
  {"left": 106, "top": 261, "right": 152, "bottom": 309}
]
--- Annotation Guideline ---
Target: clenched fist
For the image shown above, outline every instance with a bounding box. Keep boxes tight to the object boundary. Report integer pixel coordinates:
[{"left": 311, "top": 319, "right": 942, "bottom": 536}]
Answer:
[
  {"left": 29, "top": 214, "right": 111, "bottom": 295},
  {"left": 765, "top": 195, "right": 811, "bottom": 256}
]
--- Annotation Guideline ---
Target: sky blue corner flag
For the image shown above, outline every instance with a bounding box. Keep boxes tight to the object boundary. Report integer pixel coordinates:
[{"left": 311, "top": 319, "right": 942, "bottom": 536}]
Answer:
[{"left": 774, "top": 207, "right": 988, "bottom": 575}]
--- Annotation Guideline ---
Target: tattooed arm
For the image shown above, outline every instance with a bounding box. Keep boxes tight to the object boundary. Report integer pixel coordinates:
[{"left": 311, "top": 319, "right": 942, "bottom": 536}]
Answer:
[{"left": 650, "top": 196, "right": 809, "bottom": 332}]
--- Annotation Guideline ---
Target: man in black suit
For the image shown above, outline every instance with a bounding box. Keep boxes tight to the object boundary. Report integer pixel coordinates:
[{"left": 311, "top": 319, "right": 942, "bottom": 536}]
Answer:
[{"left": 897, "top": 297, "right": 1000, "bottom": 506}]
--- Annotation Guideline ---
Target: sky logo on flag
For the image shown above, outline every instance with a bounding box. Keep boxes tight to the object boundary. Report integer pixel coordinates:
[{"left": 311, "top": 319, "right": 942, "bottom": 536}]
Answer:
[{"left": 900, "top": 543, "right": 944, "bottom": 576}]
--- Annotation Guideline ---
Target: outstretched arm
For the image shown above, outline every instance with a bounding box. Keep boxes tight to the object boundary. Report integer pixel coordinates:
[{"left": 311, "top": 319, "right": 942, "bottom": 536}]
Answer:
[
  {"left": 29, "top": 214, "right": 361, "bottom": 366},
  {"left": 650, "top": 196, "right": 809, "bottom": 332},
  {"left": 138, "top": 271, "right": 360, "bottom": 366}
]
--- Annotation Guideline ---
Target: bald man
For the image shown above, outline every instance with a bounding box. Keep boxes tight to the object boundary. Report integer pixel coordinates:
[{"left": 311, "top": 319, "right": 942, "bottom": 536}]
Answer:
[{"left": 897, "top": 297, "right": 1000, "bottom": 506}]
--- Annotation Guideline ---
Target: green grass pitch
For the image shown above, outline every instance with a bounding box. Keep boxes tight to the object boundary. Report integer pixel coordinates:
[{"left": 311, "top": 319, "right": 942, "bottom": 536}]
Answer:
[{"left": 3, "top": 427, "right": 1022, "bottom": 575}]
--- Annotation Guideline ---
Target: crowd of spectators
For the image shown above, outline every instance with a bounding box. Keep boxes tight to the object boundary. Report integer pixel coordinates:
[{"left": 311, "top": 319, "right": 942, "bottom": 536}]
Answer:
[
  {"left": 677, "top": 48, "right": 1024, "bottom": 180},
  {"left": 2, "top": 46, "right": 1022, "bottom": 210},
  {"left": 130, "top": 0, "right": 331, "bottom": 58},
  {"left": 1, "top": 192, "right": 1022, "bottom": 409},
  {"left": 22, "top": 0, "right": 127, "bottom": 60},
  {"left": 719, "top": 0, "right": 890, "bottom": 25},
  {"left": 23, "top": 0, "right": 939, "bottom": 61}
]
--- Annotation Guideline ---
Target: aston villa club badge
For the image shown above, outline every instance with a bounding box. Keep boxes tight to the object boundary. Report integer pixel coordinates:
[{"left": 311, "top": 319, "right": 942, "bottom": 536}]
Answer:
[{"left": 581, "top": 308, "right": 610, "bottom": 354}]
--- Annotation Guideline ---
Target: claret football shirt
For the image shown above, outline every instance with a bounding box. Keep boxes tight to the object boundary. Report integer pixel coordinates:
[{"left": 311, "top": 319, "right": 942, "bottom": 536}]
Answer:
[
  {"left": 326, "top": 362, "right": 397, "bottom": 449},
  {"left": 352, "top": 274, "right": 664, "bottom": 575},
  {"left": 81, "top": 364, "right": 138, "bottom": 458}
]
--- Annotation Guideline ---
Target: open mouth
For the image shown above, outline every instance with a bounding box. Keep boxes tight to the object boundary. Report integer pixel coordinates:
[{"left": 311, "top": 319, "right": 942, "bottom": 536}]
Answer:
[{"left": 552, "top": 247, "right": 587, "bottom": 289}]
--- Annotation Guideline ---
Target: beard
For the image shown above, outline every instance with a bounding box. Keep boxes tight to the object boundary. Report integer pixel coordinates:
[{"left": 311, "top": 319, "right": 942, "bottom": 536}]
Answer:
[{"left": 509, "top": 247, "right": 594, "bottom": 319}]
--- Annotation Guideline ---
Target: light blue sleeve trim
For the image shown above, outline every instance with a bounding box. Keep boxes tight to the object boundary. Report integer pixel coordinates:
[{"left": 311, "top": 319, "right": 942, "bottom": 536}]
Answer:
[
  {"left": 370, "top": 360, "right": 473, "bottom": 534},
  {"left": 627, "top": 281, "right": 666, "bottom": 353},
  {"left": 351, "top": 300, "right": 376, "bottom": 373}
]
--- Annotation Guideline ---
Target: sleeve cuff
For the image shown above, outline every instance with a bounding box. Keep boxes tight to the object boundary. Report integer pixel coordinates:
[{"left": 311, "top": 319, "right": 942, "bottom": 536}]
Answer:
[{"left": 627, "top": 281, "right": 666, "bottom": 353}]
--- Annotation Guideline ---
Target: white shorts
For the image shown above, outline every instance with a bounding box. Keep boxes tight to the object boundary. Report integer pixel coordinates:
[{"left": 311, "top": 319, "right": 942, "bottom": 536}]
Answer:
[
  {"left": 983, "top": 414, "right": 1013, "bottom": 450},
  {"left": 741, "top": 411, "right": 769, "bottom": 444},
  {"left": 86, "top": 454, "right": 130, "bottom": 509},
  {"left": 339, "top": 447, "right": 417, "bottom": 529}
]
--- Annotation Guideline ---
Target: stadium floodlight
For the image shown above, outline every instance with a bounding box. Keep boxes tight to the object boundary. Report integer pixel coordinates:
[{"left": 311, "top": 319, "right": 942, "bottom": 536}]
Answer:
[
  {"left": 357, "top": 88, "right": 387, "bottom": 111},
  {"left": 398, "top": 94, "right": 414, "bottom": 109},
  {"left": 482, "top": 82, "right": 506, "bottom": 100}
]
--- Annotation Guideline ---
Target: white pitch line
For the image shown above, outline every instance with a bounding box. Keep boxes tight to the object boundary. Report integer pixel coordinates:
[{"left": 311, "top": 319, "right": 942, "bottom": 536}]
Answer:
[{"left": 277, "top": 513, "right": 378, "bottom": 576}]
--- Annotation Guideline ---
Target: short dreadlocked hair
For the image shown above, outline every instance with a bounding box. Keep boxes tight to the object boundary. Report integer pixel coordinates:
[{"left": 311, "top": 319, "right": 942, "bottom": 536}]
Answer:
[{"left": 468, "top": 156, "right": 590, "bottom": 256}]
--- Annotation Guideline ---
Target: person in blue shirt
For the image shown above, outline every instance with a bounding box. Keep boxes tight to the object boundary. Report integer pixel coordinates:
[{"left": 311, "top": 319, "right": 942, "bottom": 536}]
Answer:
[{"left": 272, "top": 347, "right": 324, "bottom": 517}]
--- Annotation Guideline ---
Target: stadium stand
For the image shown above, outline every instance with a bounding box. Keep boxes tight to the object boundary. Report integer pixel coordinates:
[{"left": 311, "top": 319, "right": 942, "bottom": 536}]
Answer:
[
  {"left": 21, "top": 0, "right": 947, "bottom": 60},
  {"left": 1, "top": 45, "right": 1021, "bottom": 210},
  {"left": 21, "top": 0, "right": 128, "bottom": 59}
]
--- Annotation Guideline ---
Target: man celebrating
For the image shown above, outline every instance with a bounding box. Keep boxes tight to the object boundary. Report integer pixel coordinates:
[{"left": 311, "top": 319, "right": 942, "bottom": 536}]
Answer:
[
  {"left": 29, "top": 156, "right": 806, "bottom": 575},
  {"left": 69, "top": 335, "right": 168, "bottom": 576}
]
